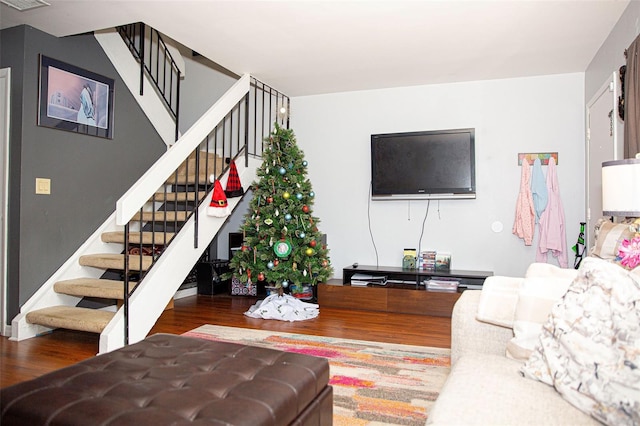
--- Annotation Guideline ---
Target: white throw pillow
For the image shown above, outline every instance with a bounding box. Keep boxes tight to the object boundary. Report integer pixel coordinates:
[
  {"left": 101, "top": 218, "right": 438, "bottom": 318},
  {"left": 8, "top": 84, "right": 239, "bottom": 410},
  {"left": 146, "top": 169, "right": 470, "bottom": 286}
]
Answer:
[
  {"left": 476, "top": 276, "right": 524, "bottom": 328},
  {"left": 521, "top": 257, "right": 640, "bottom": 426},
  {"left": 506, "top": 263, "right": 578, "bottom": 360}
]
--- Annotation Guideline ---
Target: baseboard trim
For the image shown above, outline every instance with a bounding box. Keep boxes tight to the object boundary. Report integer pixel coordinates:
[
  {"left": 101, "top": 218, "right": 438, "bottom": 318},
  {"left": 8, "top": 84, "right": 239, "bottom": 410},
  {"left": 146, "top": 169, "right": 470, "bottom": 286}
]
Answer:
[{"left": 175, "top": 287, "right": 197, "bottom": 300}]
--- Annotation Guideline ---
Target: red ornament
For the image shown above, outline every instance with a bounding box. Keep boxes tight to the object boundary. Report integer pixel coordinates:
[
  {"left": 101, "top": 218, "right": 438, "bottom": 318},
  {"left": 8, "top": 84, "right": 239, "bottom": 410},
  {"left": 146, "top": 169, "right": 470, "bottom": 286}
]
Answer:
[
  {"left": 258, "top": 272, "right": 265, "bottom": 281},
  {"left": 322, "top": 259, "right": 328, "bottom": 267},
  {"left": 274, "top": 259, "right": 279, "bottom": 266},
  {"left": 241, "top": 245, "right": 248, "bottom": 252},
  {"left": 309, "top": 240, "right": 317, "bottom": 248},
  {"left": 267, "top": 197, "right": 273, "bottom": 203},
  {"left": 302, "top": 205, "right": 309, "bottom": 213}
]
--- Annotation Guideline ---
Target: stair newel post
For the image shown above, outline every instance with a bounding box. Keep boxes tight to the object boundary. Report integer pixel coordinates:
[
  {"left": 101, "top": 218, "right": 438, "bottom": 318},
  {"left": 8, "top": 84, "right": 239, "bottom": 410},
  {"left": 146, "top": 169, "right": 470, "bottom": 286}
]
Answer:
[
  {"left": 193, "top": 147, "right": 199, "bottom": 249},
  {"left": 174, "top": 71, "right": 180, "bottom": 142},
  {"left": 150, "top": 193, "right": 157, "bottom": 263},
  {"left": 138, "top": 22, "right": 145, "bottom": 97},
  {"left": 244, "top": 93, "right": 250, "bottom": 166},
  {"left": 123, "top": 223, "right": 130, "bottom": 346}
]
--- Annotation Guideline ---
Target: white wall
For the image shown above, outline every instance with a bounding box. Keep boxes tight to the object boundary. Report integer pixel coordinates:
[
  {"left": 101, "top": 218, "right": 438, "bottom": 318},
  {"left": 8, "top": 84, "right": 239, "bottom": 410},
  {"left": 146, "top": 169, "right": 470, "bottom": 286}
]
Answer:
[{"left": 292, "top": 73, "right": 585, "bottom": 278}]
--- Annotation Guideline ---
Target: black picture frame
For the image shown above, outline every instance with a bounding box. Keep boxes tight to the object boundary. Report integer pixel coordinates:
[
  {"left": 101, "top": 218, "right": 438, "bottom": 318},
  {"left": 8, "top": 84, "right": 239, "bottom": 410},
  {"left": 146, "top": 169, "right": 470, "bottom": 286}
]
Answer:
[{"left": 38, "top": 55, "right": 114, "bottom": 139}]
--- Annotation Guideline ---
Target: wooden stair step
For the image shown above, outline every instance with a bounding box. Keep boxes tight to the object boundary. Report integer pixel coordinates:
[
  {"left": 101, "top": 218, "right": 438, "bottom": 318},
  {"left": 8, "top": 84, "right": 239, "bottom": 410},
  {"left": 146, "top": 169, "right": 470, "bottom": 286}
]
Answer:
[
  {"left": 26, "top": 306, "right": 114, "bottom": 334},
  {"left": 79, "top": 254, "right": 153, "bottom": 271},
  {"left": 164, "top": 174, "right": 210, "bottom": 186},
  {"left": 131, "top": 211, "right": 189, "bottom": 222},
  {"left": 165, "top": 153, "right": 225, "bottom": 185},
  {"left": 54, "top": 278, "right": 137, "bottom": 299},
  {"left": 101, "top": 231, "right": 175, "bottom": 245},
  {"left": 151, "top": 191, "right": 206, "bottom": 202}
]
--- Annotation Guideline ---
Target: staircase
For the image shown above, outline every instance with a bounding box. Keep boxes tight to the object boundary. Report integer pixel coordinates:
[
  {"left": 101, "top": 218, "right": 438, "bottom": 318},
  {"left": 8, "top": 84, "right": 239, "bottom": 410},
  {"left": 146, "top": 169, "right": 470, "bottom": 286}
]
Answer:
[
  {"left": 23, "top": 152, "right": 222, "bottom": 336},
  {"left": 11, "top": 22, "right": 290, "bottom": 353}
]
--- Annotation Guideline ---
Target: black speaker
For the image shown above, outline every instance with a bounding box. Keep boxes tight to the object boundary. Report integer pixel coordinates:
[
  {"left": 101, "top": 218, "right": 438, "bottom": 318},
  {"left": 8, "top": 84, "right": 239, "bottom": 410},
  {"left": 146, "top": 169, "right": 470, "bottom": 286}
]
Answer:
[{"left": 197, "top": 260, "right": 230, "bottom": 295}]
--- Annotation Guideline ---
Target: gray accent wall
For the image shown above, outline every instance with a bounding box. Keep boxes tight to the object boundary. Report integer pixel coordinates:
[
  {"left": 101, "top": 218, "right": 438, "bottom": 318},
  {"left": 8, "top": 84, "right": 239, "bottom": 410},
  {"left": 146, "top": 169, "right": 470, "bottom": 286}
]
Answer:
[
  {"left": 0, "top": 25, "right": 165, "bottom": 323},
  {"left": 585, "top": 2, "right": 640, "bottom": 102}
]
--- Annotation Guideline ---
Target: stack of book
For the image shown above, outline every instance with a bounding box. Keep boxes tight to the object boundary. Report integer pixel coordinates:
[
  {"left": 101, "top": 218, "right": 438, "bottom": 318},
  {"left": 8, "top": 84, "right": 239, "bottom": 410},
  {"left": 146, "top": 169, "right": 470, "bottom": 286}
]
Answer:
[
  {"left": 425, "top": 279, "right": 459, "bottom": 292},
  {"left": 351, "top": 273, "right": 388, "bottom": 286},
  {"left": 420, "top": 250, "right": 436, "bottom": 271}
]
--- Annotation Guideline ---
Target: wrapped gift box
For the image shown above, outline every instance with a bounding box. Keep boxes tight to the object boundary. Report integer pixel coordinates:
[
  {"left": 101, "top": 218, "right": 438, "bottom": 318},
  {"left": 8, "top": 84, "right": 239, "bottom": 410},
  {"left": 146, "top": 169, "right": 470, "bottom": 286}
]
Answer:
[{"left": 231, "top": 276, "right": 257, "bottom": 296}]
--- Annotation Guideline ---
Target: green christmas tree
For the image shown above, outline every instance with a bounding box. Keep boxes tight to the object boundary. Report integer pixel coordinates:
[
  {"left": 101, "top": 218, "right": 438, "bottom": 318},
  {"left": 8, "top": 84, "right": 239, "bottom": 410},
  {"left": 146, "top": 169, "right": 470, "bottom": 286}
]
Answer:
[{"left": 228, "top": 123, "right": 333, "bottom": 294}]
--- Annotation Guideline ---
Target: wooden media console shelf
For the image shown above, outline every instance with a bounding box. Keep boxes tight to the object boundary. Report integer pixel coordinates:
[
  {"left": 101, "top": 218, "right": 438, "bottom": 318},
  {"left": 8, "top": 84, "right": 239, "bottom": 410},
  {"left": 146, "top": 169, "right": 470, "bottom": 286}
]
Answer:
[{"left": 318, "top": 265, "right": 493, "bottom": 318}]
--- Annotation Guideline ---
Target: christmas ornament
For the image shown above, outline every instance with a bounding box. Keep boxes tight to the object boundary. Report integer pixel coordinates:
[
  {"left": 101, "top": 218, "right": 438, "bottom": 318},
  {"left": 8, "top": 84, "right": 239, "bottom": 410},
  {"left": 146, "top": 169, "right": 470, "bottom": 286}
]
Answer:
[
  {"left": 310, "top": 240, "right": 317, "bottom": 248},
  {"left": 279, "top": 167, "right": 286, "bottom": 175},
  {"left": 274, "top": 259, "right": 279, "bottom": 266},
  {"left": 305, "top": 248, "right": 314, "bottom": 256},
  {"left": 322, "top": 259, "right": 328, "bottom": 267},
  {"left": 258, "top": 272, "right": 265, "bottom": 281},
  {"left": 302, "top": 205, "right": 309, "bottom": 213},
  {"left": 282, "top": 280, "right": 289, "bottom": 288},
  {"left": 267, "top": 261, "right": 274, "bottom": 269},
  {"left": 285, "top": 213, "right": 292, "bottom": 221},
  {"left": 274, "top": 240, "right": 292, "bottom": 258},
  {"left": 302, "top": 160, "right": 308, "bottom": 167},
  {"left": 296, "top": 193, "right": 303, "bottom": 200},
  {"left": 299, "top": 232, "right": 306, "bottom": 238},
  {"left": 288, "top": 162, "right": 293, "bottom": 169},
  {"left": 309, "top": 191, "right": 315, "bottom": 198},
  {"left": 283, "top": 192, "right": 290, "bottom": 199},
  {"left": 267, "top": 197, "right": 273, "bottom": 203},
  {"left": 264, "top": 218, "right": 273, "bottom": 225}
]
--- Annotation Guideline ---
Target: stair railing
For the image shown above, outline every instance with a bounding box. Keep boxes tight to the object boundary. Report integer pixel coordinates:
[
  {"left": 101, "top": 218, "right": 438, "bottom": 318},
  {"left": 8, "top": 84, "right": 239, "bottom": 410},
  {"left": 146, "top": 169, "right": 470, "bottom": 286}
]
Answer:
[
  {"left": 116, "top": 74, "right": 289, "bottom": 344},
  {"left": 117, "top": 22, "right": 181, "bottom": 141}
]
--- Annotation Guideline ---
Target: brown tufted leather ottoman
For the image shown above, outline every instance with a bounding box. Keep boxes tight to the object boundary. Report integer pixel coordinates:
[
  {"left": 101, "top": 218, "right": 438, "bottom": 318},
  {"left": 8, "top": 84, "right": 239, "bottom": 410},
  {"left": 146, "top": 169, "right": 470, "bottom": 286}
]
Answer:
[{"left": 0, "top": 333, "right": 332, "bottom": 425}]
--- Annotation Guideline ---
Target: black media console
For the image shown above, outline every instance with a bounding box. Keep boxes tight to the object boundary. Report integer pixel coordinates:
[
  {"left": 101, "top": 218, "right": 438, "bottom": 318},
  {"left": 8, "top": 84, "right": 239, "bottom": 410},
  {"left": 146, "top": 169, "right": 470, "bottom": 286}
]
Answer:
[{"left": 342, "top": 265, "right": 493, "bottom": 291}]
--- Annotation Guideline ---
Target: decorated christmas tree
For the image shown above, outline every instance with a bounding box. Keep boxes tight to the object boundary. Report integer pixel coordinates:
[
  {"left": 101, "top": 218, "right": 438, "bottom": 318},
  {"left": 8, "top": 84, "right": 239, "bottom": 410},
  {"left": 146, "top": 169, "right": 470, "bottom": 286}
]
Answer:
[{"left": 228, "top": 123, "right": 333, "bottom": 295}]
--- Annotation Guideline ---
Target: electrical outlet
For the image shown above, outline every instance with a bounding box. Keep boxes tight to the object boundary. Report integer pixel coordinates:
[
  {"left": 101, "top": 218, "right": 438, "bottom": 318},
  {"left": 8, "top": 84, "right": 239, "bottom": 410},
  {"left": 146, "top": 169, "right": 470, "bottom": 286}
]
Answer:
[{"left": 35, "top": 178, "right": 51, "bottom": 195}]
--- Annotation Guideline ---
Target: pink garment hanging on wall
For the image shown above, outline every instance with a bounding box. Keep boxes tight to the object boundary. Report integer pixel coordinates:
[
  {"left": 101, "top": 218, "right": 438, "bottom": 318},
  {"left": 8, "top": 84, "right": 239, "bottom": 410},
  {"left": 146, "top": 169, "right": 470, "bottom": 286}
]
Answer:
[
  {"left": 512, "top": 159, "right": 535, "bottom": 246},
  {"left": 536, "top": 157, "right": 568, "bottom": 267}
]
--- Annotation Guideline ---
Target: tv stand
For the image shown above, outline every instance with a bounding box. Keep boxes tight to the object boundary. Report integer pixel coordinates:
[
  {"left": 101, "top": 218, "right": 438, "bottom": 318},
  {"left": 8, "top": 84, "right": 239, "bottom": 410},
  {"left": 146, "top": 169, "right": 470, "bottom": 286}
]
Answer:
[{"left": 317, "top": 265, "right": 492, "bottom": 317}]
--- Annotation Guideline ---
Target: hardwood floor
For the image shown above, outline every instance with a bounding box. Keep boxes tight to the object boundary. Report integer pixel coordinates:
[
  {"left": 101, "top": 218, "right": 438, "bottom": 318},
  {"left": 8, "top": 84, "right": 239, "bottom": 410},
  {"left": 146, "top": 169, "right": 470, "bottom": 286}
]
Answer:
[{"left": 1, "top": 294, "right": 451, "bottom": 389}]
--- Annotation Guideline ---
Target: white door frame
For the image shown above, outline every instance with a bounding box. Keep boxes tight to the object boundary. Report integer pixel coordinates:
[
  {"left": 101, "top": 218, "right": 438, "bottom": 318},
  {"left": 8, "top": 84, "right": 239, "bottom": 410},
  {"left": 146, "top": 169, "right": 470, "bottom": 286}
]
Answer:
[
  {"left": 585, "top": 72, "right": 623, "bottom": 250},
  {"left": 0, "top": 68, "right": 10, "bottom": 337}
]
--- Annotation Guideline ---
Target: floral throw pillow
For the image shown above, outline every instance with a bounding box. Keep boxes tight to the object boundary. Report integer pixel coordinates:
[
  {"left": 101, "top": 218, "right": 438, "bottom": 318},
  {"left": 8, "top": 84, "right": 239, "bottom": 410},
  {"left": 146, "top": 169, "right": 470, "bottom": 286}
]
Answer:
[
  {"left": 520, "top": 257, "right": 640, "bottom": 426},
  {"left": 617, "top": 235, "right": 640, "bottom": 270}
]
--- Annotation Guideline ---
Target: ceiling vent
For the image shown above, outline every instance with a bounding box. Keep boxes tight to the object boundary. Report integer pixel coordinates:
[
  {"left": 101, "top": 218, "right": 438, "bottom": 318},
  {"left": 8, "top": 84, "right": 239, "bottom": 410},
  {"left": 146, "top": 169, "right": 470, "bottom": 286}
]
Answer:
[{"left": 1, "top": 0, "right": 49, "bottom": 11}]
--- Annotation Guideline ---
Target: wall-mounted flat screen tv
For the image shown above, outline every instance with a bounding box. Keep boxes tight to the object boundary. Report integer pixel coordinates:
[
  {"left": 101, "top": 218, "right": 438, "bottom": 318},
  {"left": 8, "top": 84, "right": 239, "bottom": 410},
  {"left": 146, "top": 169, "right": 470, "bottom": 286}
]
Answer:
[{"left": 371, "top": 128, "right": 476, "bottom": 200}]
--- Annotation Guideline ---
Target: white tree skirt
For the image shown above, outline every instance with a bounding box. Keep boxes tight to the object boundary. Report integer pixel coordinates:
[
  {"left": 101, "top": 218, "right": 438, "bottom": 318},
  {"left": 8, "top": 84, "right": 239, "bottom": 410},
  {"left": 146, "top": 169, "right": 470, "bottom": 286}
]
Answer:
[{"left": 245, "top": 294, "right": 319, "bottom": 321}]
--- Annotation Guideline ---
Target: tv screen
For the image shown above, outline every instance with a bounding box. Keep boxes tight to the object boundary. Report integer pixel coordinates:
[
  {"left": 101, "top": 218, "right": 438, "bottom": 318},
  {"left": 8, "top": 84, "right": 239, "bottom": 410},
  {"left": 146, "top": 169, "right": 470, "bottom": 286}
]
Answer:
[{"left": 371, "top": 128, "right": 476, "bottom": 200}]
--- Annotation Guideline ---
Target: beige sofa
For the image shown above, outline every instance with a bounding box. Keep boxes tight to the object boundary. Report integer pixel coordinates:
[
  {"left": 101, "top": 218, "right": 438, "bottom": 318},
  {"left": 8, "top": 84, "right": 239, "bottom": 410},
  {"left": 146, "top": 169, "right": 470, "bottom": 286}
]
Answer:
[
  {"left": 427, "top": 289, "right": 599, "bottom": 425},
  {"left": 428, "top": 218, "right": 640, "bottom": 425}
]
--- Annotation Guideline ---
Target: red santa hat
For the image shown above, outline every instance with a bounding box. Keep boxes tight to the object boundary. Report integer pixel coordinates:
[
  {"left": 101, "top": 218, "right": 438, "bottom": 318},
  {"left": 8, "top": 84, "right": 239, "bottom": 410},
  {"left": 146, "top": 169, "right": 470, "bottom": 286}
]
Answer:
[
  {"left": 225, "top": 160, "right": 244, "bottom": 198},
  {"left": 207, "top": 180, "right": 230, "bottom": 217}
]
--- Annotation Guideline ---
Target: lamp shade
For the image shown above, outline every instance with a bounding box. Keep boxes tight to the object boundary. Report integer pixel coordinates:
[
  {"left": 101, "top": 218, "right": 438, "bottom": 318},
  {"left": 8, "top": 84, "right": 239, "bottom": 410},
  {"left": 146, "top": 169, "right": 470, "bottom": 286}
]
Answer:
[{"left": 602, "top": 158, "right": 640, "bottom": 216}]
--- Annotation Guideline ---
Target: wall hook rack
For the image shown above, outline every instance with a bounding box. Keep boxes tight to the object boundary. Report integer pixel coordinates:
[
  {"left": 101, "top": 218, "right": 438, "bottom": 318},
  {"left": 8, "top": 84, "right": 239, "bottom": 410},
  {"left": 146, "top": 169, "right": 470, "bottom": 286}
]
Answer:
[{"left": 517, "top": 152, "right": 558, "bottom": 166}]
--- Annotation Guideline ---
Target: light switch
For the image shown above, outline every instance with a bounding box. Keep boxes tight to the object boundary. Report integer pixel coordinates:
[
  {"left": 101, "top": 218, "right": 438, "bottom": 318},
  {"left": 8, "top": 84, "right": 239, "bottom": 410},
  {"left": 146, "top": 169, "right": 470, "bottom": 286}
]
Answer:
[{"left": 36, "top": 178, "right": 51, "bottom": 195}]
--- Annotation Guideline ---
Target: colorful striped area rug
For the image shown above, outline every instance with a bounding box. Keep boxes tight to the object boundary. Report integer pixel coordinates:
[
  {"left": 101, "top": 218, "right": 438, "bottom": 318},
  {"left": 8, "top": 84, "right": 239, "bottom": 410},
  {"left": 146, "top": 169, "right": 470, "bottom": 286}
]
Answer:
[{"left": 183, "top": 325, "right": 451, "bottom": 426}]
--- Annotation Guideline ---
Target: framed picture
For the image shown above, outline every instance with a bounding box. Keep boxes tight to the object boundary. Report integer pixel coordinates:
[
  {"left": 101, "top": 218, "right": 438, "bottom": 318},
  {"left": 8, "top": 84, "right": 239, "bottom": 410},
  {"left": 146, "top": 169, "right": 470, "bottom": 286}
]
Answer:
[{"left": 38, "top": 55, "right": 114, "bottom": 139}]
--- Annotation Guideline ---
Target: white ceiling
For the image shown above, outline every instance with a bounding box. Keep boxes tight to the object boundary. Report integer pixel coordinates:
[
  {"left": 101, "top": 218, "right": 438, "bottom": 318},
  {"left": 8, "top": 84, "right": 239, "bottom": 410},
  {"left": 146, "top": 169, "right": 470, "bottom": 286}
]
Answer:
[{"left": 0, "top": 0, "right": 630, "bottom": 97}]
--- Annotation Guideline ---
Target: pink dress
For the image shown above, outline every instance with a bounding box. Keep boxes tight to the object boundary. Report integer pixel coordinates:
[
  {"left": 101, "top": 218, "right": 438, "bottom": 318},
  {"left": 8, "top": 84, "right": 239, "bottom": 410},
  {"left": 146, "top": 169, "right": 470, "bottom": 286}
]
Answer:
[
  {"left": 512, "top": 160, "right": 535, "bottom": 245},
  {"left": 536, "top": 158, "right": 568, "bottom": 267}
]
